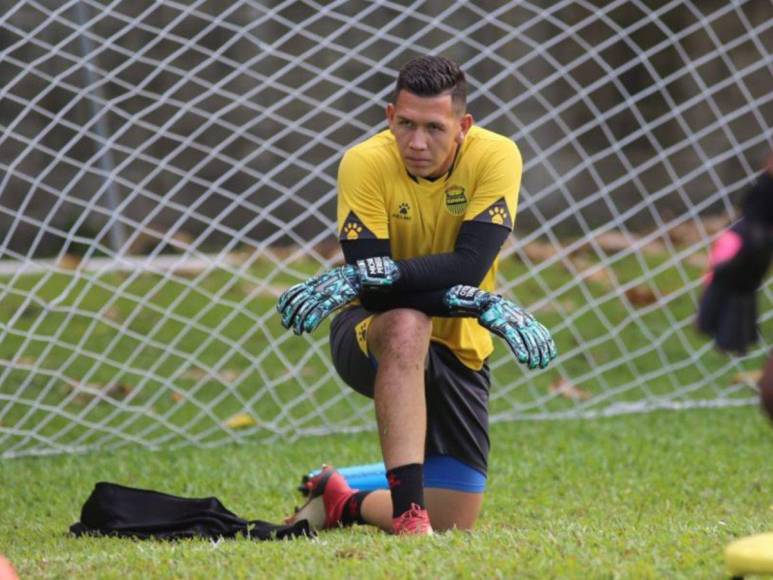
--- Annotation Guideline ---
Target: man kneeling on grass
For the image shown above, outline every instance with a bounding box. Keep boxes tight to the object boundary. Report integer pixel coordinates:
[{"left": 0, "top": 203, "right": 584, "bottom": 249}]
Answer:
[{"left": 277, "top": 55, "right": 556, "bottom": 535}]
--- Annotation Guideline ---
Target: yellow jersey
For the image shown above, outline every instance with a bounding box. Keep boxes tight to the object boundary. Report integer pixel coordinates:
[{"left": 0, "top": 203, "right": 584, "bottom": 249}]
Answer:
[{"left": 336, "top": 125, "right": 522, "bottom": 370}]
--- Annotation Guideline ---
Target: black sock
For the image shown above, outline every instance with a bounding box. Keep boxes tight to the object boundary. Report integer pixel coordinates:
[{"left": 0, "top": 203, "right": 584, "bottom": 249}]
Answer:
[
  {"left": 340, "top": 490, "right": 371, "bottom": 526},
  {"left": 386, "top": 463, "right": 424, "bottom": 517}
]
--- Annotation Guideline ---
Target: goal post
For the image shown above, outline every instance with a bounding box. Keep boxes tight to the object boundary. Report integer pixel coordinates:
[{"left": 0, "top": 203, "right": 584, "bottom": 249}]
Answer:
[{"left": 0, "top": 0, "right": 771, "bottom": 458}]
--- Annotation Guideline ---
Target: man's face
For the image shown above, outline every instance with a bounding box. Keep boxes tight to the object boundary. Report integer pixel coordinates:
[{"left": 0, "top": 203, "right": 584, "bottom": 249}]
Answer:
[{"left": 386, "top": 90, "right": 473, "bottom": 179}]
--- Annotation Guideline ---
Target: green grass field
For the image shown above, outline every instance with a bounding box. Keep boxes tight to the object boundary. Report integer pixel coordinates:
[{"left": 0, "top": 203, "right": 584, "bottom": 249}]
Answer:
[
  {"left": 1, "top": 250, "right": 772, "bottom": 577},
  {"left": 1, "top": 406, "right": 772, "bottom": 578}
]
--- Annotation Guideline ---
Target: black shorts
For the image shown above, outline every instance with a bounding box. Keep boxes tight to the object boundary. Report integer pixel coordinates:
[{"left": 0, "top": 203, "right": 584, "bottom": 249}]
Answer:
[{"left": 330, "top": 307, "right": 491, "bottom": 475}]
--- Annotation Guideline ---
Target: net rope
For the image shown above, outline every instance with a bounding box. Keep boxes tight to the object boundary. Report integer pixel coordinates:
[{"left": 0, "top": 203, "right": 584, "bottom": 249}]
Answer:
[{"left": 0, "top": 0, "right": 771, "bottom": 457}]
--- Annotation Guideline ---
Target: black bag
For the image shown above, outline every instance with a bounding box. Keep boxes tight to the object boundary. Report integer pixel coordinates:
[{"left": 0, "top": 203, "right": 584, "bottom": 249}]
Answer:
[{"left": 70, "top": 481, "right": 314, "bottom": 541}]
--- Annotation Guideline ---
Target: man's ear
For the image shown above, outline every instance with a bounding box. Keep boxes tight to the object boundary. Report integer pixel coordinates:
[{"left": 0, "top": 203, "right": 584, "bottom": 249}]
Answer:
[
  {"left": 386, "top": 103, "right": 396, "bottom": 128},
  {"left": 456, "top": 113, "right": 474, "bottom": 144}
]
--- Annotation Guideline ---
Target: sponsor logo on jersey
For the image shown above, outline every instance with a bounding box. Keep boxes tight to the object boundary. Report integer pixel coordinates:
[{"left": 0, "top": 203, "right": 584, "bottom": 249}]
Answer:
[
  {"left": 355, "top": 315, "right": 373, "bottom": 355},
  {"left": 391, "top": 202, "right": 411, "bottom": 221},
  {"left": 473, "top": 197, "right": 513, "bottom": 229},
  {"left": 339, "top": 210, "right": 376, "bottom": 240},
  {"left": 444, "top": 185, "right": 468, "bottom": 216}
]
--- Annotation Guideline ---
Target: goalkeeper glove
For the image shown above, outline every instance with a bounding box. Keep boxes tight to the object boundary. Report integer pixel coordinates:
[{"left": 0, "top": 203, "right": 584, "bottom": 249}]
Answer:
[
  {"left": 444, "top": 285, "right": 557, "bottom": 369},
  {"left": 277, "top": 256, "right": 400, "bottom": 335}
]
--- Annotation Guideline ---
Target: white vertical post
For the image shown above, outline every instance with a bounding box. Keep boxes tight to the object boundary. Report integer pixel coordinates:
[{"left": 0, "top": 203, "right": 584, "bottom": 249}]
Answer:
[{"left": 75, "top": 0, "right": 127, "bottom": 255}]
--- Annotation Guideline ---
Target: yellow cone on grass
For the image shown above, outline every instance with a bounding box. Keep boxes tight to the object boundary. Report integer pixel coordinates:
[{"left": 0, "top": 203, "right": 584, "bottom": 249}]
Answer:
[{"left": 725, "top": 532, "right": 773, "bottom": 576}]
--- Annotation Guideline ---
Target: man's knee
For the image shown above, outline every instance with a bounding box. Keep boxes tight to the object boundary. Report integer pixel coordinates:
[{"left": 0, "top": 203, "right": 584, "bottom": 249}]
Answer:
[
  {"left": 425, "top": 488, "right": 483, "bottom": 532},
  {"left": 368, "top": 308, "right": 432, "bottom": 361}
]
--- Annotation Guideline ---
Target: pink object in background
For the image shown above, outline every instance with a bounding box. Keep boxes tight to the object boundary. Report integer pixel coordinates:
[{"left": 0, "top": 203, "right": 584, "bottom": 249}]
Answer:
[
  {"left": 0, "top": 556, "right": 18, "bottom": 580},
  {"left": 704, "top": 229, "right": 743, "bottom": 284}
]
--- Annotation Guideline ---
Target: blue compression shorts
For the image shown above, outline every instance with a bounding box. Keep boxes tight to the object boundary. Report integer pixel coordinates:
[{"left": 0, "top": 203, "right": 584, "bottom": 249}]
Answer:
[{"left": 424, "top": 454, "right": 487, "bottom": 493}]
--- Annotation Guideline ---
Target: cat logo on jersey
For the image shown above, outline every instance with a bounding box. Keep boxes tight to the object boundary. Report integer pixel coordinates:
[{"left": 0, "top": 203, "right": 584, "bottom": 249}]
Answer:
[
  {"left": 473, "top": 197, "right": 513, "bottom": 229},
  {"left": 444, "top": 185, "right": 468, "bottom": 216},
  {"left": 339, "top": 210, "right": 376, "bottom": 241}
]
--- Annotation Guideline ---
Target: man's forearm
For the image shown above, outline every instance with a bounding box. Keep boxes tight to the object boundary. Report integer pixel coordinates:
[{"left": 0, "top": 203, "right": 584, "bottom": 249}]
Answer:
[
  {"left": 359, "top": 288, "right": 452, "bottom": 317},
  {"left": 341, "top": 220, "right": 510, "bottom": 293}
]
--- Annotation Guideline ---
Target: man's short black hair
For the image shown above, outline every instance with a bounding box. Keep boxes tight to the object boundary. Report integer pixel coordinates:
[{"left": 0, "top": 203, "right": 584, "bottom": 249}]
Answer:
[{"left": 395, "top": 55, "right": 467, "bottom": 114}]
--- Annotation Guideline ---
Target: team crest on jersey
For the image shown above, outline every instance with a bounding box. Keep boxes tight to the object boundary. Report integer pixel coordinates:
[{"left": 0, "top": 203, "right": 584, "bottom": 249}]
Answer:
[
  {"left": 340, "top": 211, "right": 376, "bottom": 241},
  {"left": 444, "top": 185, "right": 468, "bottom": 216}
]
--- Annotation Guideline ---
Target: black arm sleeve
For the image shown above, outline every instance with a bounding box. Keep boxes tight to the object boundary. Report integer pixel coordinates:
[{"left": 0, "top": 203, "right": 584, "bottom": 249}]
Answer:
[
  {"left": 340, "top": 238, "right": 392, "bottom": 263},
  {"left": 340, "top": 221, "right": 510, "bottom": 316},
  {"left": 341, "top": 221, "right": 510, "bottom": 289},
  {"left": 394, "top": 221, "right": 510, "bottom": 291},
  {"left": 359, "top": 288, "right": 454, "bottom": 317}
]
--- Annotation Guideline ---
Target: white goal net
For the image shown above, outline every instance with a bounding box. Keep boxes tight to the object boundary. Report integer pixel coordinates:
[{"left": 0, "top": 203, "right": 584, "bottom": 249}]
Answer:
[{"left": 1, "top": 0, "right": 771, "bottom": 458}]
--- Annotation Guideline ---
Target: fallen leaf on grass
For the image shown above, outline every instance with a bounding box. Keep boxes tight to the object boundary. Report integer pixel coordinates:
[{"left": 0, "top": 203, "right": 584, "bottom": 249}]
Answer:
[
  {"left": 128, "top": 227, "right": 195, "bottom": 255},
  {"left": 667, "top": 222, "right": 704, "bottom": 246},
  {"left": 182, "top": 367, "right": 207, "bottom": 380},
  {"left": 572, "top": 259, "right": 614, "bottom": 287},
  {"left": 733, "top": 371, "right": 762, "bottom": 385},
  {"left": 57, "top": 254, "right": 81, "bottom": 270},
  {"left": 103, "top": 307, "right": 122, "bottom": 322},
  {"left": 0, "top": 357, "right": 37, "bottom": 367},
  {"left": 703, "top": 215, "right": 731, "bottom": 235},
  {"left": 171, "top": 230, "right": 195, "bottom": 247},
  {"left": 220, "top": 370, "right": 240, "bottom": 383},
  {"left": 566, "top": 255, "right": 614, "bottom": 288},
  {"left": 550, "top": 377, "right": 591, "bottom": 401},
  {"left": 686, "top": 252, "right": 708, "bottom": 269},
  {"left": 584, "top": 268, "right": 613, "bottom": 286},
  {"left": 594, "top": 232, "right": 632, "bottom": 253},
  {"left": 522, "top": 241, "right": 558, "bottom": 262},
  {"left": 625, "top": 286, "right": 657, "bottom": 307},
  {"left": 240, "top": 282, "right": 285, "bottom": 298},
  {"left": 65, "top": 382, "right": 133, "bottom": 405},
  {"left": 532, "top": 299, "right": 577, "bottom": 314},
  {"left": 170, "top": 391, "right": 185, "bottom": 403},
  {"left": 182, "top": 367, "right": 240, "bottom": 384},
  {"left": 224, "top": 412, "right": 256, "bottom": 429},
  {"left": 170, "top": 267, "right": 204, "bottom": 279},
  {"left": 63, "top": 383, "right": 100, "bottom": 406},
  {"left": 642, "top": 240, "right": 668, "bottom": 256},
  {"left": 266, "top": 244, "right": 302, "bottom": 261},
  {"left": 301, "top": 366, "right": 318, "bottom": 378},
  {"left": 104, "top": 383, "right": 133, "bottom": 400}
]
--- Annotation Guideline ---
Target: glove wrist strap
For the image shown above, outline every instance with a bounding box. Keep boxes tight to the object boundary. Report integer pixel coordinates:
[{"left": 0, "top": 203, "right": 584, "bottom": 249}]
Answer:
[{"left": 356, "top": 256, "right": 401, "bottom": 289}]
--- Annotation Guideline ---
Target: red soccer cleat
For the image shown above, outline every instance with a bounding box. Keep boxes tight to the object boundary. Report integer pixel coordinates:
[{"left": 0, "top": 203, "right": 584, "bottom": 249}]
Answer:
[
  {"left": 287, "top": 465, "right": 356, "bottom": 530},
  {"left": 392, "top": 503, "right": 433, "bottom": 536}
]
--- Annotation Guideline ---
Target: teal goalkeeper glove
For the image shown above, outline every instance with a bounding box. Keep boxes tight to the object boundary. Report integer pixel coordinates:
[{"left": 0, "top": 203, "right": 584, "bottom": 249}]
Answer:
[
  {"left": 444, "top": 285, "right": 557, "bottom": 369},
  {"left": 277, "top": 256, "right": 400, "bottom": 335}
]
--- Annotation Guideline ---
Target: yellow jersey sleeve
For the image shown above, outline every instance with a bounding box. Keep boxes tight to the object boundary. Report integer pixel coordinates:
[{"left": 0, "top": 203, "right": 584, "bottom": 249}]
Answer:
[
  {"left": 337, "top": 147, "right": 390, "bottom": 241},
  {"left": 464, "top": 138, "right": 522, "bottom": 231}
]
